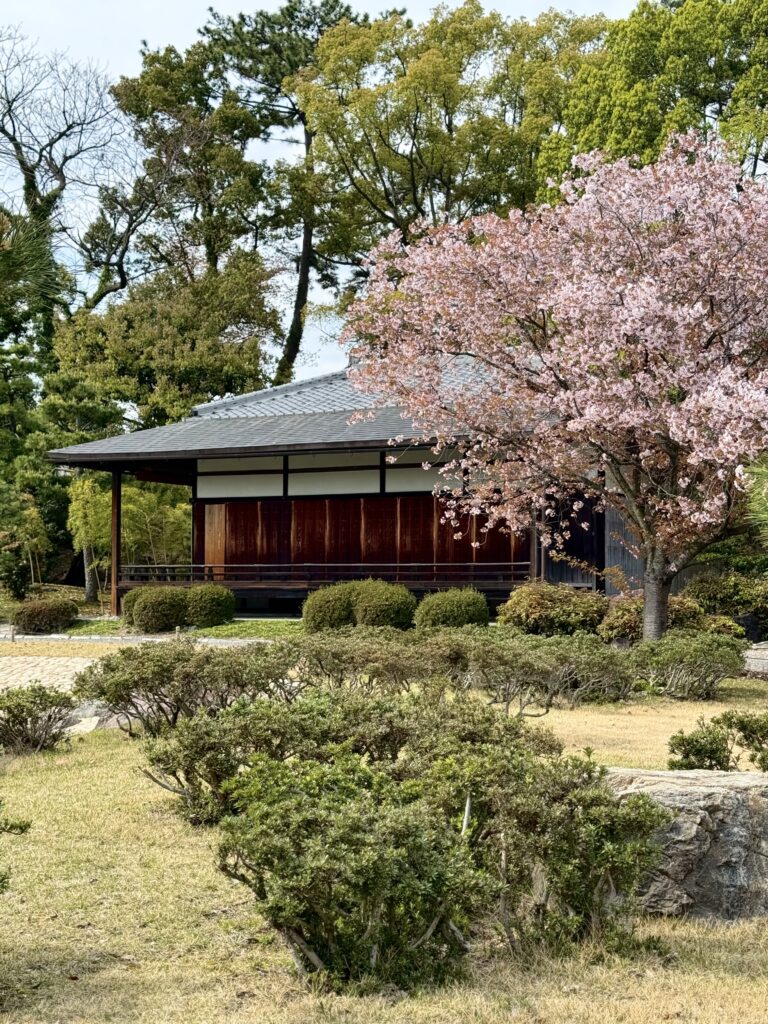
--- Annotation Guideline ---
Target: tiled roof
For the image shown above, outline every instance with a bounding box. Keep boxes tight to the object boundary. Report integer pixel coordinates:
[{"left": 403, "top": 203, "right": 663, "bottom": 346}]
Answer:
[
  {"left": 47, "top": 406, "right": 423, "bottom": 465},
  {"left": 47, "top": 359, "right": 480, "bottom": 467},
  {"left": 191, "top": 370, "right": 375, "bottom": 419}
]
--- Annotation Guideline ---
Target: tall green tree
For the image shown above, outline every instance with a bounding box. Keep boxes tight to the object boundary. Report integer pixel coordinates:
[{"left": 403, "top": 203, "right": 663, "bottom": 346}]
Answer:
[
  {"left": 293, "top": 2, "right": 606, "bottom": 258},
  {"left": 551, "top": 0, "right": 768, "bottom": 179},
  {"left": 203, "top": 0, "right": 369, "bottom": 383},
  {"left": 54, "top": 252, "right": 280, "bottom": 427}
]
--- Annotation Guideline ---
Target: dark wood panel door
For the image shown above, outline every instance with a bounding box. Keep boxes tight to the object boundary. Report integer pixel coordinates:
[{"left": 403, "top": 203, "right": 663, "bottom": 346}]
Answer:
[
  {"left": 225, "top": 502, "right": 260, "bottom": 564},
  {"left": 360, "top": 497, "right": 399, "bottom": 563},
  {"left": 258, "top": 499, "right": 291, "bottom": 564},
  {"left": 292, "top": 499, "right": 328, "bottom": 563},
  {"left": 325, "top": 498, "right": 362, "bottom": 563},
  {"left": 396, "top": 495, "right": 436, "bottom": 564}
]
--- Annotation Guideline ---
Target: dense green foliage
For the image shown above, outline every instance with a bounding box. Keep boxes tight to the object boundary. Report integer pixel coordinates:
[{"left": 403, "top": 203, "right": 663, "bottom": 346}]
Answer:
[
  {"left": 120, "top": 588, "right": 144, "bottom": 626},
  {"left": 669, "top": 710, "right": 768, "bottom": 772},
  {"left": 598, "top": 595, "right": 708, "bottom": 643},
  {"left": 131, "top": 588, "right": 189, "bottom": 633},
  {"left": 12, "top": 598, "right": 78, "bottom": 634},
  {"left": 302, "top": 582, "right": 359, "bottom": 631},
  {"left": 303, "top": 580, "right": 417, "bottom": 631},
  {"left": 414, "top": 588, "right": 490, "bottom": 629},
  {"left": 684, "top": 573, "right": 768, "bottom": 637},
  {"left": 631, "top": 630, "right": 746, "bottom": 700},
  {"left": 217, "top": 692, "right": 666, "bottom": 986},
  {"left": 352, "top": 580, "right": 417, "bottom": 629},
  {"left": 0, "top": 684, "right": 75, "bottom": 754},
  {"left": 185, "top": 584, "right": 236, "bottom": 628},
  {"left": 498, "top": 583, "right": 608, "bottom": 636},
  {"left": 73, "top": 640, "right": 293, "bottom": 736}
]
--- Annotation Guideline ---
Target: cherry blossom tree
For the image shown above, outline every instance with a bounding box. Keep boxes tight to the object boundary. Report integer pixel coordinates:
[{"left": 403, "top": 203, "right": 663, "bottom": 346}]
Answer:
[{"left": 346, "top": 134, "right": 768, "bottom": 639}]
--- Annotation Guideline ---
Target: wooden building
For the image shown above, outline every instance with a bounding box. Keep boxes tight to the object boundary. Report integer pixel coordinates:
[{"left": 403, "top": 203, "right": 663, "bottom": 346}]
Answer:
[{"left": 48, "top": 368, "right": 624, "bottom": 614}]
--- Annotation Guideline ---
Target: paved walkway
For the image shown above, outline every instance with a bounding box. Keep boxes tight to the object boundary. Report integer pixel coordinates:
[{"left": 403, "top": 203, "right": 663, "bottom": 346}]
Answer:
[{"left": 0, "top": 655, "right": 95, "bottom": 692}]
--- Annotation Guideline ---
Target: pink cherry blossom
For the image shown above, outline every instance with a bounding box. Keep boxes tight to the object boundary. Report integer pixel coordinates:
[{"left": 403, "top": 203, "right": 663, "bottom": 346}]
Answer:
[{"left": 344, "top": 134, "right": 768, "bottom": 638}]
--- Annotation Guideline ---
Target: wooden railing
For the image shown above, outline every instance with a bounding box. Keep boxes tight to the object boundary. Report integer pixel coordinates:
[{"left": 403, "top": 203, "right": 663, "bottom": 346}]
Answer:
[{"left": 119, "top": 562, "right": 532, "bottom": 592}]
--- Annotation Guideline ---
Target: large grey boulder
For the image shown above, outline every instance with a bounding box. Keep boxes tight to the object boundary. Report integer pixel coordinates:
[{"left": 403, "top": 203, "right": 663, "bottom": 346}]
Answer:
[{"left": 607, "top": 768, "right": 768, "bottom": 919}]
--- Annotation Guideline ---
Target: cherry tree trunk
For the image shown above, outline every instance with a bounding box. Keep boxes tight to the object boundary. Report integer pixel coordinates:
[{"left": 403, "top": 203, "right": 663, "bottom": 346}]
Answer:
[{"left": 642, "top": 555, "right": 674, "bottom": 641}]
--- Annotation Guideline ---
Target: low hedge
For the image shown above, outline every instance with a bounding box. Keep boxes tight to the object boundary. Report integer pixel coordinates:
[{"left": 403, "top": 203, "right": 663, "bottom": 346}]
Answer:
[
  {"left": 132, "top": 588, "right": 189, "bottom": 633},
  {"left": 0, "top": 683, "right": 76, "bottom": 753},
  {"left": 121, "top": 588, "right": 144, "bottom": 625},
  {"left": 303, "top": 582, "right": 360, "bottom": 632},
  {"left": 352, "top": 579, "right": 416, "bottom": 629},
  {"left": 12, "top": 598, "right": 78, "bottom": 634},
  {"left": 497, "top": 582, "right": 608, "bottom": 636},
  {"left": 186, "top": 584, "right": 236, "bottom": 628},
  {"left": 597, "top": 595, "right": 706, "bottom": 643},
  {"left": 414, "top": 588, "right": 490, "bottom": 629},
  {"left": 631, "top": 629, "right": 746, "bottom": 700},
  {"left": 303, "top": 580, "right": 417, "bottom": 631}
]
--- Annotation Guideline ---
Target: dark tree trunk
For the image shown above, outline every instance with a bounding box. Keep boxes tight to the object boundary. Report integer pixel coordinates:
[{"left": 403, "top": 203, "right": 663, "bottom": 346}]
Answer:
[
  {"left": 273, "top": 217, "right": 313, "bottom": 386},
  {"left": 642, "top": 552, "right": 674, "bottom": 640},
  {"left": 83, "top": 546, "right": 98, "bottom": 604},
  {"left": 273, "top": 126, "right": 314, "bottom": 387}
]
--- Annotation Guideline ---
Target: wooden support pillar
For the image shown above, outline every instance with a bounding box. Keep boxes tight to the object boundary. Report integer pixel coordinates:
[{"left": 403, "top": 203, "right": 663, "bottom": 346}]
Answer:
[{"left": 111, "top": 469, "right": 122, "bottom": 615}]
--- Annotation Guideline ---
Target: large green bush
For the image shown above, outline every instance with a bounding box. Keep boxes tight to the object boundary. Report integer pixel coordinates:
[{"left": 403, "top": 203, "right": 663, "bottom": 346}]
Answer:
[
  {"left": 669, "top": 710, "right": 768, "bottom": 772},
  {"left": 186, "top": 584, "right": 236, "bottom": 628},
  {"left": 631, "top": 630, "right": 746, "bottom": 700},
  {"left": 120, "top": 588, "right": 144, "bottom": 626},
  {"left": 303, "top": 580, "right": 417, "bottom": 632},
  {"left": 12, "top": 598, "right": 78, "bottom": 634},
  {"left": 132, "top": 587, "right": 189, "bottom": 633},
  {"left": 352, "top": 579, "right": 417, "bottom": 629},
  {"left": 0, "top": 551, "right": 30, "bottom": 602},
  {"left": 302, "top": 582, "right": 359, "bottom": 632},
  {"left": 0, "top": 684, "right": 75, "bottom": 753},
  {"left": 74, "top": 640, "right": 289, "bottom": 736},
  {"left": 215, "top": 691, "right": 666, "bottom": 988},
  {"left": 414, "top": 587, "right": 489, "bottom": 628},
  {"left": 597, "top": 595, "right": 706, "bottom": 643},
  {"left": 684, "top": 572, "right": 768, "bottom": 636},
  {"left": 497, "top": 582, "right": 608, "bottom": 636}
]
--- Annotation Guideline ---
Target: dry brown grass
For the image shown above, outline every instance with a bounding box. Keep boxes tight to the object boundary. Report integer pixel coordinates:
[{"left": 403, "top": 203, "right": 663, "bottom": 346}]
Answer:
[
  {"left": 545, "top": 677, "right": 768, "bottom": 769},
  {"left": 1, "top": 724, "right": 768, "bottom": 1023},
  {"left": 0, "top": 640, "right": 140, "bottom": 659}
]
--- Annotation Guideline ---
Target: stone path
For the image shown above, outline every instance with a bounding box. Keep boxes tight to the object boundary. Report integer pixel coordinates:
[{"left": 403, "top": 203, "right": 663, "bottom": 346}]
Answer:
[
  {"left": 0, "top": 655, "right": 95, "bottom": 692},
  {"left": 745, "top": 642, "right": 768, "bottom": 676}
]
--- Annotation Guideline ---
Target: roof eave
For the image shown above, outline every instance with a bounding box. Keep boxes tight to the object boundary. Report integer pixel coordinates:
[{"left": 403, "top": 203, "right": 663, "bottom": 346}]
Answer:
[{"left": 47, "top": 434, "right": 435, "bottom": 468}]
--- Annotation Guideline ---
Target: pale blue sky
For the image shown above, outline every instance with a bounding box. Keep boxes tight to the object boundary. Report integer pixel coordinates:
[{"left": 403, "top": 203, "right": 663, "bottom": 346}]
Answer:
[
  {"left": 10, "top": 0, "right": 635, "bottom": 379},
  {"left": 13, "top": 1, "right": 634, "bottom": 74}
]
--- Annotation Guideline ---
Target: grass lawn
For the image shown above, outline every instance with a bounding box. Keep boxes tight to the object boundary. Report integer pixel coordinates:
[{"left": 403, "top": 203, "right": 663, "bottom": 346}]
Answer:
[
  {"left": 67, "top": 620, "right": 124, "bottom": 637},
  {"left": 1, "top": 723, "right": 768, "bottom": 1023},
  {"left": 192, "top": 618, "right": 303, "bottom": 640},
  {"left": 546, "top": 676, "right": 768, "bottom": 768}
]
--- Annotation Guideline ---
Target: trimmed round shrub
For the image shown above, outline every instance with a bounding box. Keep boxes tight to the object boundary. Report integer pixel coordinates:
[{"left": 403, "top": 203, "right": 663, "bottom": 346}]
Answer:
[
  {"left": 631, "top": 629, "right": 746, "bottom": 700},
  {"left": 187, "top": 584, "right": 236, "bottom": 628},
  {"left": 0, "top": 683, "right": 76, "bottom": 753},
  {"left": 598, "top": 595, "right": 706, "bottom": 643},
  {"left": 303, "top": 582, "right": 360, "bottom": 632},
  {"left": 12, "top": 598, "right": 78, "bottom": 634},
  {"left": 414, "top": 588, "right": 490, "bottom": 629},
  {"left": 121, "top": 588, "right": 143, "bottom": 626},
  {"left": 132, "top": 587, "right": 189, "bottom": 633},
  {"left": 352, "top": 579, "right": 416, "bottom": 630},
  {"left": 685, "top": 572, "right": 768, "bottom": 637},
  {"left": 497, "top": 582, "right": 608, "bottom": 636},
  {"left": 704, "top": 614, "right": 746, "bottom": 638}
]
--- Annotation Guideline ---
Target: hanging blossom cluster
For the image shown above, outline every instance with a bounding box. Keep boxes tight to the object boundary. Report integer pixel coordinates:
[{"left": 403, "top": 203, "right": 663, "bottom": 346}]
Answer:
[{"left": 345, "top": 133, "right": 768, "bottom": 571}]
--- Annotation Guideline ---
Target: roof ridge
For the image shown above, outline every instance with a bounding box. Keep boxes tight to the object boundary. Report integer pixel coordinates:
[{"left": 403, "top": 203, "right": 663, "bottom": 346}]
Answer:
[{"left": 191, "top": 368, "right": 350, "bottom": 416}]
